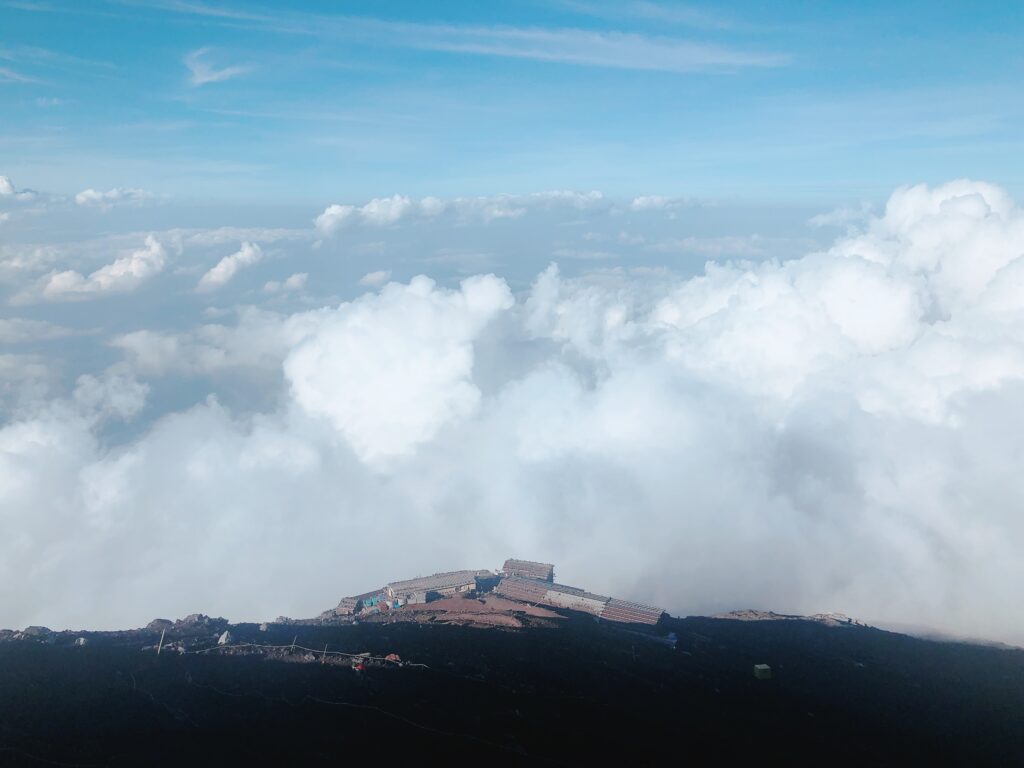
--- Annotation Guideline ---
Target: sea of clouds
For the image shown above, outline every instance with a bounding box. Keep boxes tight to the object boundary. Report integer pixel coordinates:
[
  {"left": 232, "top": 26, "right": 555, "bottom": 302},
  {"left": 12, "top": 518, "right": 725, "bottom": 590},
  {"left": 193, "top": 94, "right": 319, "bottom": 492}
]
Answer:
[{"left": 2, "top": 179, "right": 1023, "bottom": 644}]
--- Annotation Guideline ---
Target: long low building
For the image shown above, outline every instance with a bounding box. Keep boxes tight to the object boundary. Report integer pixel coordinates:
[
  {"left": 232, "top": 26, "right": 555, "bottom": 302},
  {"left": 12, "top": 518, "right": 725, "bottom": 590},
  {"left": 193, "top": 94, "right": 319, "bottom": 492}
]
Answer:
[
  {"left": 385, "top": 570, "right": 493, "bottom": 605},
  {"left": 495, "top": 575, "right": 665, "bottom": 625},
  {"left": 495, "top": 575, "right": 609, "bottom": 616}
]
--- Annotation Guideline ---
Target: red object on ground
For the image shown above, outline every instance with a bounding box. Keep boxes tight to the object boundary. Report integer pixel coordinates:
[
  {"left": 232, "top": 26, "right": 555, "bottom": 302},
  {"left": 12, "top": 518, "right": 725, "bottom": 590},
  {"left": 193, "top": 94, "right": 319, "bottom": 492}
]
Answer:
[
  {"left": 353, "top": 663, "right": 365, "bottom": 672},
  {"left": 385, "top": 653, "right": 401, "bottom": 662}
]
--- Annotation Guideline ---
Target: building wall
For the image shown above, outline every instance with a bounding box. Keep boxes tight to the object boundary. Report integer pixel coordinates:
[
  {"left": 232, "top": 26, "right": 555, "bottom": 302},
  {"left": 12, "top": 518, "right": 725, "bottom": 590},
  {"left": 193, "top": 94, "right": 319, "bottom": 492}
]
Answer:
[
  {"left": 334, "top": 598, "right": 358, "bottom": 616},
  {"left": 543, "top": 589, "right": 608, "bottom": 616},
  {"left": 502, "top": 559, "right": 555, "bottom": 582},
  {"left": 386, "top": 570, "right": 488, "bottom": 600},
  {"left": 494, "top": 577, "right": 549, "bottom": 603}
]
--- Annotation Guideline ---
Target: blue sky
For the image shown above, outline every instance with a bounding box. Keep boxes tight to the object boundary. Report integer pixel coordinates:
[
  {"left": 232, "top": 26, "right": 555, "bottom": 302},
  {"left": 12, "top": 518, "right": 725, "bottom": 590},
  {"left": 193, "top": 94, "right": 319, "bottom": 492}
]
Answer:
[{"left": 3, "top": 0, "right": 1023, "bottom": 204}]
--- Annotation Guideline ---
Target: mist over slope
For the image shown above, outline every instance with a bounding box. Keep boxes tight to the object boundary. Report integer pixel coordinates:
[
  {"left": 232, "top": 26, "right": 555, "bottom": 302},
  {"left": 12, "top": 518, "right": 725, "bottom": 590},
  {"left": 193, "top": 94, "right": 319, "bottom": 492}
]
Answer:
[{"left": 3, "top": 180, "right": 1024, "bottom": 643}]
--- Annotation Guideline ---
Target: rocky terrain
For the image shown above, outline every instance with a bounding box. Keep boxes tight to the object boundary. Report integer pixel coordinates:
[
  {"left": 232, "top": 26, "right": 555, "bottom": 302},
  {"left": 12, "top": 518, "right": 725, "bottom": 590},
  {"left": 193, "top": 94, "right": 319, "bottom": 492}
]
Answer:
[{"left": 2, "top": 595, "right": 1023, "bottom": 766}]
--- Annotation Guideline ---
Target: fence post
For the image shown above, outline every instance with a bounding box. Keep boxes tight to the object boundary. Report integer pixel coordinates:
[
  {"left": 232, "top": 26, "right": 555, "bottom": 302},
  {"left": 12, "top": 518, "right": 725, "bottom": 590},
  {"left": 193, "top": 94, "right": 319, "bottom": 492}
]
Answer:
[
  {"left": 322, "top": 643, "right": 328, "bottom": 664},
  {"left": 157, "top": 629, "right": 166, "bottom": 656}
]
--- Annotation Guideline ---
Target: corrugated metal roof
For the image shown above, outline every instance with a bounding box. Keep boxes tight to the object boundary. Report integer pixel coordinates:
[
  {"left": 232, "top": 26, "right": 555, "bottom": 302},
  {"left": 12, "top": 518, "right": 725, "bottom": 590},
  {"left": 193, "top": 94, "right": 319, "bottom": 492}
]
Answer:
[
  {"left": 495, "top": 575, "right": 611, "bottom": 605},
  {"left": 599, "top": 598, "right": 664, "bottom": 625},
  {"left": 497, "top": 577, "right": 663, "bottom": 623},
  {"left": 386, "top": 570, "right": 492, "bottom": 596},
  {"left": 502, "top": 559, "right": 555, "bottom": 581}
]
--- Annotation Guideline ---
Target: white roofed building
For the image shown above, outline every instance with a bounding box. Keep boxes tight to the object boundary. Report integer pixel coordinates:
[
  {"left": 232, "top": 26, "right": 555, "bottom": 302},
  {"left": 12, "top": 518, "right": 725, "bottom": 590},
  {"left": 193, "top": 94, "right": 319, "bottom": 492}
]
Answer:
[{"left": 385, "top": 570, "right": 493, "bottom": 605}]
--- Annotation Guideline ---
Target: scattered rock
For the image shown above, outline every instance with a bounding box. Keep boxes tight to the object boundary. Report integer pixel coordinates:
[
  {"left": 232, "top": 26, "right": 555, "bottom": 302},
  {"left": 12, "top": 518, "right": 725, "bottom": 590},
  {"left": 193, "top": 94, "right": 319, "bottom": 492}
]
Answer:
[
  {"left": 17, "top": 626, "right": 56, "bottom": 643},
  {"left": 146, "top": 619, "right": 173, "bottom": 632},
  {"left": 74, "top": 637, "right": 89, "bottom": 647},
  {"left": 173, "top": 614, "right": 229, "bottom": 635},
  {"left": 716, "top": 609, "right": 868, "bottom": 628}
]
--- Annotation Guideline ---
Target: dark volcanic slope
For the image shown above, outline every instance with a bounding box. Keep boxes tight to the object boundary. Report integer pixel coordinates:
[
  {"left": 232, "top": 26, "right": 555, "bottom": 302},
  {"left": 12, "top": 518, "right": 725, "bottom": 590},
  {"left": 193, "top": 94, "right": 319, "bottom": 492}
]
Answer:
[{"left": 1, "top": 614, "right": 1022, "bottom": 766}]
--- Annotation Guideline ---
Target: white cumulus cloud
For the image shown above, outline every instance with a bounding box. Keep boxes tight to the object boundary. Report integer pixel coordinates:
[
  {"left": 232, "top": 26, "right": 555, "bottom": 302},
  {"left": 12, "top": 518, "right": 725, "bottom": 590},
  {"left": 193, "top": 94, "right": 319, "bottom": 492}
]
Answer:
[
  {"left": 314, "top": 195, "right": 421, "bottom": 235},
  {"left": 313, "top": 203, "right": 356, "bottom": 236},
  {"left": 75, "top": 187, "right": 151, "bottom": 209},
  {"left": 196, "top": 242, "right": 263, "bottom": 292},
  {"left": 358, "top": 194, "right": 415, "bottom": 226},
  {"left": 263, "top": 272, "right": 308, "bottom": 294},
  {"left": 0, "top": 174, "right": 37, "bottom": 202},
  {"left": 359, "top": 269, "right": 392, "bottom": 287},
  {"left": 284, "top": 274, "right": 514, "bottom": 465},
  {"left": 314, "top": 190, "right": 606, "bottom": 236},
  {"left": 21, "top": 236, "right": 167, "bottom": 302}
]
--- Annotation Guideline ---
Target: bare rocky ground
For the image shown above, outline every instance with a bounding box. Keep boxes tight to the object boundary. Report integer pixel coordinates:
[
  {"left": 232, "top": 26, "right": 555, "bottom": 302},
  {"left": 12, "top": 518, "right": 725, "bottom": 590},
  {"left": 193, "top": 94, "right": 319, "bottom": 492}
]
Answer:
[{"left": 2, "top": 597, "right": 1023, "bottom": 766}]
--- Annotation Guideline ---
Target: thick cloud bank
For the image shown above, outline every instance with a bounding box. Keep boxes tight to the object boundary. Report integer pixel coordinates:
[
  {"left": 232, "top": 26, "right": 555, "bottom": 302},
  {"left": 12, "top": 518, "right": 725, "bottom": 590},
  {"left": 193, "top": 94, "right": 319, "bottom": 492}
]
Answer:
[
  {"left": 285, "top": 275, "right": 514, "bottom": 464},
  {"left": 2, "top": 180, "right": 1024, "bottom": 643}
]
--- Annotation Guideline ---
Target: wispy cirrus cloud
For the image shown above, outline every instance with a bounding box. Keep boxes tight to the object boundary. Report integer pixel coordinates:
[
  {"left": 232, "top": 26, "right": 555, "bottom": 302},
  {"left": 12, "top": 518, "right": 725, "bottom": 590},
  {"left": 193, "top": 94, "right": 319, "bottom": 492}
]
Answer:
[
  {"left": 628, "top": 1, "right": 734, "bottom": 29},
  {"left": 1, "top": 43, "right": 114, "bottom": 77},
  {"left": 560, "top": 1, "right": 737, "bottom": 31},
  {"left": 1, "top": 1, "right": 56, "bottom": 11},
  {"left": 127, "top": 0, "right": 271, "bottom": 22},
  {"left": 399, "top": 24, "right": 788, "bottom": 72},
  {"left": 183, "top": 47, "right": 250, "bottom": 86},
  {"left": 0, "top": 66, "right": 39, "bottom": 83},
  {"left": 147, "top": 3, "right": 788, "bottom": 74}
]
